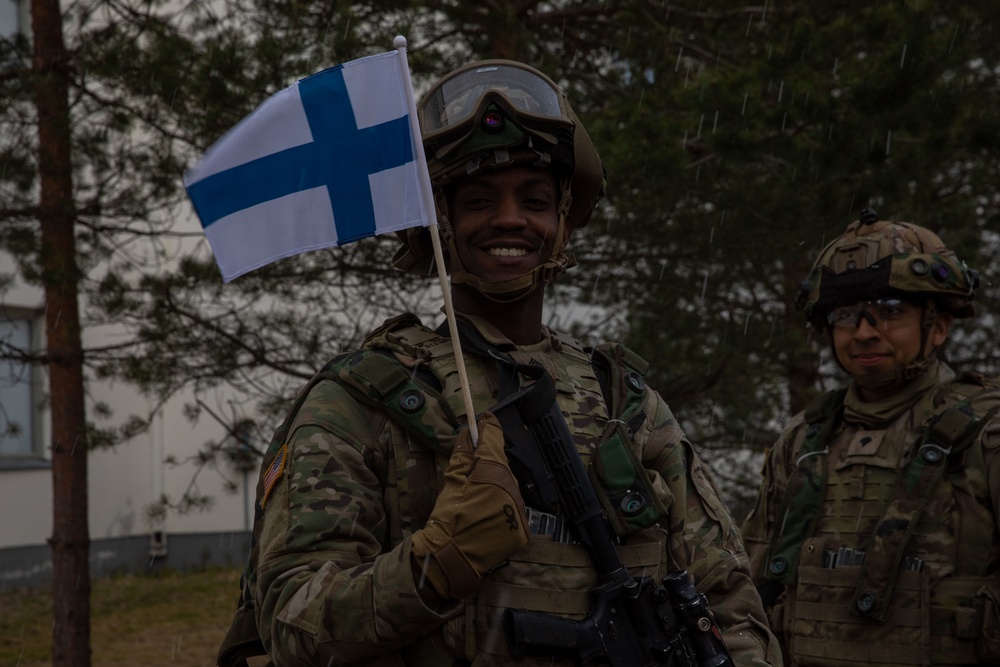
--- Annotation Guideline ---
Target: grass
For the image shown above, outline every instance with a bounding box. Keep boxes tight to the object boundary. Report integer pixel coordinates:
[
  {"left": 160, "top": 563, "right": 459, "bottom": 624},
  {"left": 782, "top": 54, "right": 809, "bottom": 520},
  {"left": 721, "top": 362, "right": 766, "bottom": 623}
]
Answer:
[{"left": 0, "top": 567, "right": 243, "bottom": 667}]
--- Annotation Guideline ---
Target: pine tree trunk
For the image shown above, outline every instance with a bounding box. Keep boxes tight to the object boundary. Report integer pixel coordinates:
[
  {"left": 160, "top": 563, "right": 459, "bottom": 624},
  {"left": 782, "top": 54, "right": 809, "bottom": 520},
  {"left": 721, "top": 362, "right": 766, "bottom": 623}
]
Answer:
[{"left": 31, "top": 1, "right": 91, "bottom": 666}]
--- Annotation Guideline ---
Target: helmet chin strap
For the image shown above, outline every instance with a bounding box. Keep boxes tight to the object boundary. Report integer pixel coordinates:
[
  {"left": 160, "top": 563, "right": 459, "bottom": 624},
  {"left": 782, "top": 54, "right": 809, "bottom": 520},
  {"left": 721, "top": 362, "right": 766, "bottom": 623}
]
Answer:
[
  {"left": 852, "top": 357, "right": 933, "bottom": 394},
  {"left": 449, "top": 247, "right": 576, "bottom": 303}
]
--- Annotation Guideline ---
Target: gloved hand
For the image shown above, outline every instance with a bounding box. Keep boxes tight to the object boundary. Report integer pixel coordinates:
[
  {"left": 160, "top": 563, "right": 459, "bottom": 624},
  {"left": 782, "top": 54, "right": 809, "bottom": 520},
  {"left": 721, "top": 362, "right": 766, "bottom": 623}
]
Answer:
[{"left": 410, "top": 410, "right": 529, "bottom": 600}]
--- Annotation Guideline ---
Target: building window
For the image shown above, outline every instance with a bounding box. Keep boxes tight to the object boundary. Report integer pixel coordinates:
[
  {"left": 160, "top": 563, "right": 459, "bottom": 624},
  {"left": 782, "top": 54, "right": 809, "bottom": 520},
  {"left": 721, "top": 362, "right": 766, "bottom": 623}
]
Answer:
[
  {"left": 0, "top": 315, "right": 38, "bottom": 458},
  {"left": 0, "top": 0, "right": 22, "bottom": 40}
]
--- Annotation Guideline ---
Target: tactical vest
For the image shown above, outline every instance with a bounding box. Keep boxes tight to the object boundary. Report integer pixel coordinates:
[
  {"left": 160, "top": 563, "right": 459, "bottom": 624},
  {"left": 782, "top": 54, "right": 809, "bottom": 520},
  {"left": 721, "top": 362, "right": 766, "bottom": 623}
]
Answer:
[
  {"left": 760, "top": 372, "right": 1000, "bottom": 666},
  {"left": 217, "top": 314, "right": 664, "bottom": 667}
]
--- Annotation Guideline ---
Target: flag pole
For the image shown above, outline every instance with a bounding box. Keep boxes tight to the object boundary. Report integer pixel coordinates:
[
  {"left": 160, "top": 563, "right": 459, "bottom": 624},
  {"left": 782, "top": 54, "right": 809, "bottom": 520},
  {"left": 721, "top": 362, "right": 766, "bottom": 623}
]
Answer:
[{"left": 394, "top": 36, "right": 480, "bottom": 447}]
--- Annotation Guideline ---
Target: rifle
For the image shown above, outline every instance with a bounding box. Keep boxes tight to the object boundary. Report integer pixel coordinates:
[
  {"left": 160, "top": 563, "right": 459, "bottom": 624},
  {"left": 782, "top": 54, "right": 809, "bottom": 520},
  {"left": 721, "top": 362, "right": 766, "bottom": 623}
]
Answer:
[{"left": 490, "top": 369, "right": 734, "bottom": 667}]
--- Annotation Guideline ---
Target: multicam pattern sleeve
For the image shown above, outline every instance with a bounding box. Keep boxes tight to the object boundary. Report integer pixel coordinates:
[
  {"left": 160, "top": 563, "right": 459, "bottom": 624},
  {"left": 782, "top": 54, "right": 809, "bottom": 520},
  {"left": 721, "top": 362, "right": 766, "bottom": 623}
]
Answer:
[
  {"left": 252, "top": 379, "right": 458, "bottom": 667},
  {"left": 640, "top": 390, "right": 783, "bottom": 666}
]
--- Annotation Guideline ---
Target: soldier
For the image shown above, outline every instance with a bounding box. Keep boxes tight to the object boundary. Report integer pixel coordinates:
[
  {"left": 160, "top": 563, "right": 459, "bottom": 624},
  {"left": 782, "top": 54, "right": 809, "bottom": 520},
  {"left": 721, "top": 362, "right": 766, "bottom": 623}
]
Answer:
[
  {"left": 741, "top": 210, "right": 1000, "bottom": 666},
  {"left": 220, "top": 60, "right": 779, "bottom": 667}
]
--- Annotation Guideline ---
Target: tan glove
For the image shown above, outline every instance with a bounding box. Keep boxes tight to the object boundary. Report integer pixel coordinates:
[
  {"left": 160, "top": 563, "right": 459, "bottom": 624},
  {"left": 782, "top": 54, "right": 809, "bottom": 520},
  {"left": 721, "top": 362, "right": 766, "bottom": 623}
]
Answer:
[{"left": 410, "top": 410, "right": 529, "bottom": 599}]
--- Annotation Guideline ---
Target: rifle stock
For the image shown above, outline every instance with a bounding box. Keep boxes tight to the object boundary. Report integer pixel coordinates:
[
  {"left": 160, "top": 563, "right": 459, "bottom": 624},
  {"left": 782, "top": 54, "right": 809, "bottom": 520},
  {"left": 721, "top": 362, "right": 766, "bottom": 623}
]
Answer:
[{"left": 491, "top": 372, "right": 734, "bottom": 667}]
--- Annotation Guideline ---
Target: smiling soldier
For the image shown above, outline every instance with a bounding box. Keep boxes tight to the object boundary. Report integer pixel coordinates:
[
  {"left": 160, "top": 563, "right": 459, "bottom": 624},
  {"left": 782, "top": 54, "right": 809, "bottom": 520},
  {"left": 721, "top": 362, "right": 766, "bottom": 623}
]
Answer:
[
  {"left": 218, "top": 60, "right": 779, "bottom": 667},
  {"left": 741, "top": 210, "right": 1000, "bottom": 666}
]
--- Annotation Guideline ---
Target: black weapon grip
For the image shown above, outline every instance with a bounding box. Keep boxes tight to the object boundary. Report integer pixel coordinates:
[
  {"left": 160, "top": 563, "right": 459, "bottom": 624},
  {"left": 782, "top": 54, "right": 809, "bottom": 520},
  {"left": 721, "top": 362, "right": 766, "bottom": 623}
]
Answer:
[{"left": 504, "top": 609, "right": 605, "bottom": 663}]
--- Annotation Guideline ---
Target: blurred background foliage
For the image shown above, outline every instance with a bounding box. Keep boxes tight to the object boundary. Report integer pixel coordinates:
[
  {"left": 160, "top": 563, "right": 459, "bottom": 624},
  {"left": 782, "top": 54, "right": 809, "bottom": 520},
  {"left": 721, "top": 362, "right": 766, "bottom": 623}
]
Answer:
[{"left": 2, "top": 0, "right": 998, "bottom": 517}]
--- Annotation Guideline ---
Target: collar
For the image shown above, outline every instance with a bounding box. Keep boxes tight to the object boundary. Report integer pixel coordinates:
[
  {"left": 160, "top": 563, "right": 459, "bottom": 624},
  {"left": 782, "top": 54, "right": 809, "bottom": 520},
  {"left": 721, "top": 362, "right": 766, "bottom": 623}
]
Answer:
[{"left": 843, "top": 358, "right": 942, "bottom": 428}]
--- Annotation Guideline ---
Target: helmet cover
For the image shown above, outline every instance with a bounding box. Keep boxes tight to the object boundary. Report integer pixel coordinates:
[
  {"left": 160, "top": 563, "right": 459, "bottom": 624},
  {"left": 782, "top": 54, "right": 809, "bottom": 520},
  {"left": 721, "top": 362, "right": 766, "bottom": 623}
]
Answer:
[
  {"left": 797, "top": 209, "right": 978, "bottom": 330},
  {"left": 392, "top": 60, "right": 606, "bottom": 295}
]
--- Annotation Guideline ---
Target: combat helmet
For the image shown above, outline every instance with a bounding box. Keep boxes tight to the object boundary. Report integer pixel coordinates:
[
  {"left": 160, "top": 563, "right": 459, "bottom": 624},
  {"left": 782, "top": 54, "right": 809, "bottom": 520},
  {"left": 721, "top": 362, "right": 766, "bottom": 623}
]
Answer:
[
  {"left": 796, "top": 209, "right": 979, "bottom": 330},
  {"left": 392, "top": 60, "right": 606, "bottom": 302}
]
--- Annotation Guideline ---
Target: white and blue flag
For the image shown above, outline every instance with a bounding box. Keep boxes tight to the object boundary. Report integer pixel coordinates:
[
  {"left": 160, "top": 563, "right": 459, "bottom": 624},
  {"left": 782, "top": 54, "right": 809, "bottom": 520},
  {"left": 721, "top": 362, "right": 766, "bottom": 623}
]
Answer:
[{"left": 184, "top": 50, "right": 432, "bottom": 282}]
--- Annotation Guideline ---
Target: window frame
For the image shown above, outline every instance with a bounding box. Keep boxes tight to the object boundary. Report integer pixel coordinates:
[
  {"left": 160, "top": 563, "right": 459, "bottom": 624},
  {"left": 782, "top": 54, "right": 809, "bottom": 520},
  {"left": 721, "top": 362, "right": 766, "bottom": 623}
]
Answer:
[{"left": 0, "top": 307, "right": 48, "bottom": 467}]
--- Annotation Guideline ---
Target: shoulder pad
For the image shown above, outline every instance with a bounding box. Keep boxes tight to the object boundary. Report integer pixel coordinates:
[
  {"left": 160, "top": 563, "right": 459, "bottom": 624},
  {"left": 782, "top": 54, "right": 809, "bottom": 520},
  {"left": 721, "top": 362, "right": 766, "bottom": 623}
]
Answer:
[
  {"left": 589, "top": 342, "right": 650, "bottom": 425},
  {"left": 362, "top": 312, "right": 425, "bottom": 347},
  {"left": 592, "top": 341, "right": 650, "bottom": 377},
  {"left": 324, "top": 349, "right": 458, "bottom": 454},
  {"left": 954, "top": 370, "right": 1000, "bottom": 391}
]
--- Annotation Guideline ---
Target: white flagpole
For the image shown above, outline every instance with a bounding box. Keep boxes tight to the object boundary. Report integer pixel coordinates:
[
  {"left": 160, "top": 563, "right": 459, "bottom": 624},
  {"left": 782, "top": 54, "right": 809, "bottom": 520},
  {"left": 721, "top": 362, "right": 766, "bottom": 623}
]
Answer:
[{"left": 394, "top": 35, "right": 480, "bottom": 446}]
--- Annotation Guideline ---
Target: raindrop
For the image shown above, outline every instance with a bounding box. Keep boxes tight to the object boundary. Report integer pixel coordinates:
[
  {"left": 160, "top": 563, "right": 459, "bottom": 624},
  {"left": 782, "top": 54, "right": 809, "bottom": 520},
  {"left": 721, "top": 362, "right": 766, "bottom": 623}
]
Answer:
[
  {"left": 591, "top": 268, "right": 603, "bottom": 301},
  {"left": 885, "top": 130, "right": 892, "bottom": 156},
  {"left": 697, "top": 114, "right": 704, "bottom": 139},
  {"left": 659, "top": 259, "right": 667, "bottom": 280},
  {"left": 746, "top": 13, "right": 754, "bottom": 36},
  {"left": 744, "top": 313, "right": 751, "bottom": 335},
  {"left": 709, "top": 227, "right": 715, "bottom": 244},
  {"left": 832, "top": 57, "right": 839, "bottom": 78},
  {"left": 741, "top": 93, "right": 749, "bottom": 115},
  {"left": 777, "top": 80, "right": 784, "bottom": 102},
  {"left": 675, "top": 47, "right": 684, "bottom": 72},
  {"left": 700, "top": 270, "right": 709, "bottom": 302},
  {"left": 899, "top": 44, "right": 907, "bottom": 69},
  {"left": 712, "top": 110, "right": 719, "bottom": 134},
  {"left": 781, "top": 112, "right": 787, "bottom": 131}
]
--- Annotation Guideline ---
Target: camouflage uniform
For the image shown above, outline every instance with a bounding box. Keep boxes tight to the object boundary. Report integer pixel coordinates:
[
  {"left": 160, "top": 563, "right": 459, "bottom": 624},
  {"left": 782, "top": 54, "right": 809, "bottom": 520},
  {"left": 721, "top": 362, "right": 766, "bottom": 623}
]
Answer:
[
  {"left": 741, "top": 361, "right": 1000, "bottom": 666},
  {"left": 253, "top": 313, "right": 779, "bottom": 666}
]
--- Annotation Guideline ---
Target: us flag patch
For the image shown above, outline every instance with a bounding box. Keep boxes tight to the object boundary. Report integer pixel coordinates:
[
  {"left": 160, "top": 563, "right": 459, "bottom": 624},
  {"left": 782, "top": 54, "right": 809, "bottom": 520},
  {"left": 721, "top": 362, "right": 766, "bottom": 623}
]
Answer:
[{"left": 261, "top": 444, "right": 288, "bottom": 508}]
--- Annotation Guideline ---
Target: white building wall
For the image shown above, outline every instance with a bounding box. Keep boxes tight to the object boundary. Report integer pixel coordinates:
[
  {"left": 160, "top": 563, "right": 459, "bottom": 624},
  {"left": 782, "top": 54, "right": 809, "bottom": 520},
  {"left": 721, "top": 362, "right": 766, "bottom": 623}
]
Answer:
[
  {"left": 0, "top": 0, "right": 252, "bottom": 586},
  {"left": 0, "top": 248, "right": 252, "bottom": 556}
]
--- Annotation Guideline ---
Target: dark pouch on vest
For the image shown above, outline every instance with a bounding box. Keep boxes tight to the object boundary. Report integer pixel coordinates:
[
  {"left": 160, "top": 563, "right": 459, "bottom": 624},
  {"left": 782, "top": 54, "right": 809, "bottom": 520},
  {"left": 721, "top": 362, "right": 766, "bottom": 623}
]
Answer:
[
  {"left": 588, "top": 420, "right": 669, "bottom": 537},
  {"left": 976, "top": 584, "right": 1000, "bottom": 662}
]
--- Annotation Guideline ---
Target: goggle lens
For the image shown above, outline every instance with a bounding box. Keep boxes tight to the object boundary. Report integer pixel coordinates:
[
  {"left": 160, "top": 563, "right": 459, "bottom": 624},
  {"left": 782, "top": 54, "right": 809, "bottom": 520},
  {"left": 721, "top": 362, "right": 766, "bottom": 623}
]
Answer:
[
  {"left": 827, "top": 298, "right": 918, "bottom": 329},
  {"left": 419, "top": 63, "right": 567, "bottom": 134}
]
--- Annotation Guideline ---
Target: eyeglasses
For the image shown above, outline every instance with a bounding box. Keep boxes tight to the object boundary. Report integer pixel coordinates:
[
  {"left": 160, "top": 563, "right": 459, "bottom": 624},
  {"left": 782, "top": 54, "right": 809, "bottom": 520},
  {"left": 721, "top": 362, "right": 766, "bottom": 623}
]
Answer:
[
  {"left": 419, "top": 63, "right": 571, "bottom": 139},
  {"left": 827, "top": 297, "right": 920, "bottom": 330}
]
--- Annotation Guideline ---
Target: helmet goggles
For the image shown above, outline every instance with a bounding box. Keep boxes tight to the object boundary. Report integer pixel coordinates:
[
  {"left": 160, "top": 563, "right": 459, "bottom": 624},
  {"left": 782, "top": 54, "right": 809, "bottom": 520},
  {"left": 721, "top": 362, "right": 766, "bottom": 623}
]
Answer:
[{"left": 419, "top": 62, "right": 573, "bottom": 143}]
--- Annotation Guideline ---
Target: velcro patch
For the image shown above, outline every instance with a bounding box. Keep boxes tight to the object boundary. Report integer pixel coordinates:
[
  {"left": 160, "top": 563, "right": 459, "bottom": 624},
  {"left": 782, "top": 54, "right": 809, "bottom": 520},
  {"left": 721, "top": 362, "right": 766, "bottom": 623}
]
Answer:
[{"left": 261, "top": 444, "right": 288, "bottom": 508}]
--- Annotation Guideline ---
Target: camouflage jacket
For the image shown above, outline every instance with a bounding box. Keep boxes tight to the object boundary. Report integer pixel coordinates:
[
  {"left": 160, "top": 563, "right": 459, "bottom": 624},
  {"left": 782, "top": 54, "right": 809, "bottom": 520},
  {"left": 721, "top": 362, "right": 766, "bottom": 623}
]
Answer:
[
  {"left": 741, "top": 362, "right": 1000, "bottom": 666},
  {"left": 252, "top": 313, "right": 779, "bottom": 666}
]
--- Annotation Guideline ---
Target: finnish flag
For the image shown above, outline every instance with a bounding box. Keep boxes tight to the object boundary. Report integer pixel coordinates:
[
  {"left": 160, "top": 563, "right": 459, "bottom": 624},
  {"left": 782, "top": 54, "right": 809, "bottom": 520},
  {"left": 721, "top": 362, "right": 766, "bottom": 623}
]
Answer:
[{"left": 184, "top": 50, "right": 433, "bottom": 282}]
